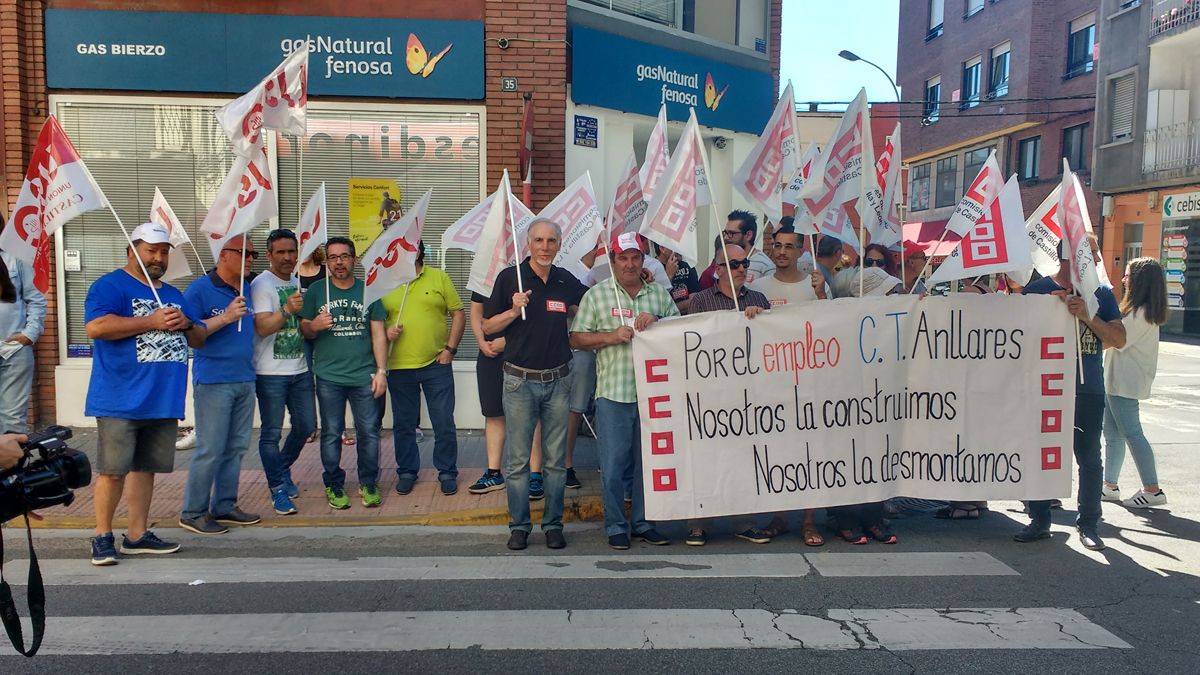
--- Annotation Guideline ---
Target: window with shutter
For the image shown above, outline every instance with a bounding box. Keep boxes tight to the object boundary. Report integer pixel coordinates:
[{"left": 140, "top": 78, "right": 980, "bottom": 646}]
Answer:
[{"left": 1110, "top": 74, "right": 1136, "bottom": 142}]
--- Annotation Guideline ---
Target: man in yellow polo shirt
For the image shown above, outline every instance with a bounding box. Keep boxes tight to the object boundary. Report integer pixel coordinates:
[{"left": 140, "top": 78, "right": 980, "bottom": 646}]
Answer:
[{"left": 382, "top": 241, "right": 466, "bottom": 496}]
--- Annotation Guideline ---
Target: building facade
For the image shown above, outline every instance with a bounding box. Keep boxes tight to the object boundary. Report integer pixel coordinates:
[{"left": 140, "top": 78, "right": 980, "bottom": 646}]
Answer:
[
  {"left": 0, "top": 0, "right": 781, "bottom": 427},
  {"left": 898, "top": 0, "right": 1102, "bottom": 253},
  {"left": 1092, "top": 0, "right": 1199, "bottom": 336}
]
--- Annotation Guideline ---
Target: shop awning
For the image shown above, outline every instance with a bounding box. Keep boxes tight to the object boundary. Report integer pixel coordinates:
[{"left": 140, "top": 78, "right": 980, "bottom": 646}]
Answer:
[{"left": 903, "top": 219, "right": 960, "bottom": 258}]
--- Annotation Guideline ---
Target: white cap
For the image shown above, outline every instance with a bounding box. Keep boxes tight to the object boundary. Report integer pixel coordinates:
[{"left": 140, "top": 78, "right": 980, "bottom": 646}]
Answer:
[{"left": 130, "top": 222, "right": 172, "bottom": 246}]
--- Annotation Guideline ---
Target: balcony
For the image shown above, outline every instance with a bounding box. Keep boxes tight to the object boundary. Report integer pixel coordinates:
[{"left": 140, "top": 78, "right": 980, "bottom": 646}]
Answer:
[
  {"left": 1143, "top": 119, "right": 1200, "bottom": 178},
  {"left": 1150, "top": 0, "right": 1200, "bottom": 39}
]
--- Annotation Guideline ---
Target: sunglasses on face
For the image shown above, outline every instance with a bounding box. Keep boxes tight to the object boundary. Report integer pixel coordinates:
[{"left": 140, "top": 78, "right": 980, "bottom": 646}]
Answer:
[
  {"left": 864, "top": 257, "right": 887, "bottom": 268},
  {"left": 221, "top": 248, "right": 259, "bottom": 260},
  {"left": 718, "top": 259, "right": 751, "bottom": 270}
]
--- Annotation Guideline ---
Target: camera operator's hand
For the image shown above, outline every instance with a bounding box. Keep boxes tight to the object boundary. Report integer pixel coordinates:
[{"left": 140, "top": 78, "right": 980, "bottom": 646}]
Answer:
[{"left": 0, "top": 433, "right": 27, "bottom": 471}]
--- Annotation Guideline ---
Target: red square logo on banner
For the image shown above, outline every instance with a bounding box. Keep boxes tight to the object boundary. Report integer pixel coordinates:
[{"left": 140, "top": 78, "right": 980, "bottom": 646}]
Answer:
[
  {"left": 1041, "top": 410, "right": 1062, "bottom": 433},
  {"left": 1041, "top": 447, "right": 1061, "bottom": 470},
  {"left": 652, "top": 468, "right": 677, "bottom": 492},
  {"left": 650, "top": 431, "right": 675, "bottom": 455}
]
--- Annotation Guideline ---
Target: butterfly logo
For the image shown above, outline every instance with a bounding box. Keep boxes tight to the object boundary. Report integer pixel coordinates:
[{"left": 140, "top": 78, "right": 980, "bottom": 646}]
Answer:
[
  {"left": 406, "top": 34, "right": 453, "bottom": 78},
  {"left": 704, "top": 73, "right": 728, "bottom": 111}
]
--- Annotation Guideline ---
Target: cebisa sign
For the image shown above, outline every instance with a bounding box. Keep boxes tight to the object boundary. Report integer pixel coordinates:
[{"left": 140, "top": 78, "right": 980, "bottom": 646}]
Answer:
[
  {"left": 45, "top": 9, "right": 483, "bottom": 99},
  {"left": 570, "top": 26, "right": 773, "bottom": 134}
]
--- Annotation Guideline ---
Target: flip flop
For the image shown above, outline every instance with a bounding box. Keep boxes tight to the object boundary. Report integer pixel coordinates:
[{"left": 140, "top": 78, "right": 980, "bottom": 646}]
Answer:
[{"left": 802, "top": 522, "right": 825, "bottom": 547}]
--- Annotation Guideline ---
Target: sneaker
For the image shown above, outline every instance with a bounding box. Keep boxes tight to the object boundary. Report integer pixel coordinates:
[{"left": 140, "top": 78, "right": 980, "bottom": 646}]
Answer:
[
  {"left": 91, "top": 532, "right": 118, "bottom": 566},
  {"left": 634, "top": 529, "right": 669, "bottom": 546},
  {"left": 440, "top": 477, "right": 459, "bottom": 496},
  {"left": 271, "top": 488, "right": 297, "bottom": 516},
  {"left": 120, "top": 531, "right": 180, "bottom": 555},
  {"left": 608, "top": 533, "right": 631, "bottom": 550},
  {"left": 545, "top": 529, "right": 566, "bottom": 549},
  {"left": 507, "top": 530, "right": 528, "bottom": 550},
  {"left": 1078, "top": 528, "right": 1106, "bottom": 551},
  {"left": 529, "top": 472, "right": 545, "bottom": 501},
  {"left": 213, "top": 508, "right": 261, "bottom": 527},
  {"left": 468, "top": 470, "right": 505, "bottom": 494},
  {"left": 1123, "top": 489, "right": 1167, "bottom": 509},
  {"left": 685, "top": 529, "right": 707, "bottom": 546},
  {"left": 326, "top": 486, "right": 350, "bottom": 510},
  {"left": 1013, "top": 523, "right": 1051, "bottom": 543},
  {"left": 175, "top": 428, "right": 197, "bottom": 451},
  {"left": 395, "top": 475, "right": 416, "bottom": 495},
  {"left": 178, "top": 515, "right": 229, "bottom": 535},
  {"left": 1101, "top": 484, "right": 1121, "bottom": 502},
  {"left": 283, "top": 475, "right": 300, "bottom": 499},
  {"left": 360, "top": 485, "right": 382, "bottom": 508},
  {"left": 565, "top": 468, "right": 582, "bottom": 490},
  {"left": 735, "top": 528, "right": 773, "bottom": 544}
]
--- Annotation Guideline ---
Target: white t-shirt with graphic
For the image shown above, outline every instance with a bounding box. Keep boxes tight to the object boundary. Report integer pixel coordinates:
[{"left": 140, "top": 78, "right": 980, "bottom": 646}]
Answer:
[{"left": 250, "top": 271, "right": 308, "bottom": 376}]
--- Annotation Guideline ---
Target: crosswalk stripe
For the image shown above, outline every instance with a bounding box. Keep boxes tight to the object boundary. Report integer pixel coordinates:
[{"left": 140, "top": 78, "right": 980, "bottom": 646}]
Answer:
[
  {"left": 10, "top": 608, "right": 1130, "bottom": 654},
  {"left": 10, "top": 551, "right": 1017, "bottom": 584}
]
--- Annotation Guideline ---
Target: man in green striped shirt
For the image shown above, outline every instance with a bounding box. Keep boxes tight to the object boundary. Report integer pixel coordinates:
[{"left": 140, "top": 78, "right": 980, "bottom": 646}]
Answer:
[{"left": 570, "top": 233, "right": 678, "bottom": 549}]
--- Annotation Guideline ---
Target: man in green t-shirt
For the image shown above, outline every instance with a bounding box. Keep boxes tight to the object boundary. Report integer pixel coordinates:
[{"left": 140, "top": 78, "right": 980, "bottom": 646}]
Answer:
[
  {"left": 299, "top": 236, "right": 389, "bottom": 510},
  {"left": 381, "top": 241, "right": 465, "bottom": 496}
]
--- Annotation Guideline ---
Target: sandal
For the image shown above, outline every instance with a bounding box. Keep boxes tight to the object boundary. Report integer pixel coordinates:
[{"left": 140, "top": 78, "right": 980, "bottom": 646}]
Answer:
[
  {"left": 867, "top": 525, "right": 898, "bottom": 544},
  {"left": 802, "top": 522, "right": 825, "bottom": 547},
  {"left": 837, "top": 528, "right": 868, "bottom": 545},
  {"left": 934, "top": 505, "right": 980, "bottom": 520}
]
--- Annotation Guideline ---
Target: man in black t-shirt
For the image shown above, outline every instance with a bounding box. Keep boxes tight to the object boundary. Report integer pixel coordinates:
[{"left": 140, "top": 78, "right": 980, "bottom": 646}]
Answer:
[{"left": 483, "top": 219, "right": 587, "bottom": 551}]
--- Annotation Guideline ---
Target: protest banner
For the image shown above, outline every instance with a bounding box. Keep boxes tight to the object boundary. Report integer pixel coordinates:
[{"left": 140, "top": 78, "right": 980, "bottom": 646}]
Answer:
[
  {"left": 347, "top": 178, "right": 402, "bottom": 254},
  {"left": 632, "top": 293, "right": 1077, "bottom": 520}
]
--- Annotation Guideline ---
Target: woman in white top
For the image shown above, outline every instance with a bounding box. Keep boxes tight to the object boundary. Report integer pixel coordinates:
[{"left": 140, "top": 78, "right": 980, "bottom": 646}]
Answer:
[{"left": 1102, "top": 257, "right": 1169, "bottom": 508}]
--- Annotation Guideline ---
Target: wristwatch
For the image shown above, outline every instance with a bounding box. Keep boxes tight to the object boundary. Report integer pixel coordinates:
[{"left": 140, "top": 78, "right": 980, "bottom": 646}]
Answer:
[{"left": 445, "top": 345, "right": 458, "bottom": 355}]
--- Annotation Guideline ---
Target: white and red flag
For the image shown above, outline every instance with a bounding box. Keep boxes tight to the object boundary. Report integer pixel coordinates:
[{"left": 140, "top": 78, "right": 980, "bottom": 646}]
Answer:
[
  {"left": 1059, "top": 159, "right": 1102, "bottom": 317},
  {"left": 733, "top": 82, "right": 800, "bottom": 225},
  {"left": 798, "top": 88, "right": 876, "bottom": 236},
  {"left": 296, "top": 182, "right": 327, "bottom": 264},
  {"left": 944, "top": 149, "right": 1003, "bottom": 237},
  {"left": 537, "top": 172, "right": 603, "bottom": 272},
  {"left": 199, "top": 142, "right": 278, "bottom": 256},
  {"left": 782, "top": 143, "right": 822, "bottom": 236},
  {"left": 610, "top": 153, "right": 648, "bottom": 235},
  {"left": 442, "top": 188, "right": 535, "bottom": 254},
  {"left": 149, "top": 187, "right": 194, "bottom": 281},
  {"left": 467, "top": 171, "right": 538, "bottom": 297},
  {"left": 0, "top": 116, "right": 109, "bottom": 292},
  {"left": 929, "top": 176, "right": 1031, "bottom": 284},
  {"left": 638, "top": 109, "right": 715, "bottom": 265},
  {"left": 871, "top": 123, "right": 903, "bottom": 247},
  {"left": 1024, "top": 186, "right": 1063, "bottom": 278},
  {"left": 639, "top": 105, "right": 670, "bottom": 203},
  {"left": 215, "top": 44, "right": 309, "bottom": 156},
  {"left": 362, "top": 189, "right": 430, "bottom": 307}
]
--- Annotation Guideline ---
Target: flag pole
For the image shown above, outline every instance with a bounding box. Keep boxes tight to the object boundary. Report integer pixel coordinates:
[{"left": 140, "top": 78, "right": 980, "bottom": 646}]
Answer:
[
  {"left": 297, "top": 136, "right": 304, "bottom": 225},
  {"left": 720, "top": 243, "right": 741, "bottom": 313},
  {"left": 909, "top": 230, "right": 947, "bottom": 294},
  {"left": 108, "top": 205, "right": 164, "bottom": 306},
  {"left": 237, "top": 241, "right": 246, "bottom": 332},
  {"left": 392, "top": 283, "right": 411, "bottom": 329},
  {"left": 510, "top": 203, "right": 527, "bottom": 321},
  {"left": 602, "top": 202, "right": 628, "bottom": 325},
  {"left": 187, "top": 240, "right": 207, "bottom": 276}
]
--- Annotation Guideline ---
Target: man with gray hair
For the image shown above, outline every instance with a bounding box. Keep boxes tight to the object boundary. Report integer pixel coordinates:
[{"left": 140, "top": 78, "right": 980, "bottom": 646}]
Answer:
[{"left": 483, "top": 219, "right": 587, "bottom": 551}]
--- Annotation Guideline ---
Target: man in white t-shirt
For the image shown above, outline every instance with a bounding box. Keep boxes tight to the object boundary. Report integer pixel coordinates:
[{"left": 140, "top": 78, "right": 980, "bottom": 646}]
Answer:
[
  {"left": 749, "top": 223, "right": 828, "bottom": 306},
  {"left": 250, "top": 229, "right": 316, "bottom": 516}
]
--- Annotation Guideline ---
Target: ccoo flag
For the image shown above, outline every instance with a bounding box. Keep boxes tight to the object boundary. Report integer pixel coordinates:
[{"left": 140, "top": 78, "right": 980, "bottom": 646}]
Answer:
[
  {"left": 297, "top": 182, "right": 328, "bottom": 264},
  {"left": 199, "top": 142, "right": 278, "bottom": 255},
  {"left": 638, "top": 108, "right": 714, "bottom": 265},
  {"left": 1059, "top": 159, "right": 1102, "bottom": 318},
  {"left": 215, "top": 44, "right": 309, "bottom": 156},
  {"left": 944, "top": 150, "right": 1003, "bottom": 238},
  {"left": 639, "top": 105, "right": 671, "bottom": 203},
  {"left": 798, "top": 88, "right": 874, "bottom": 235},
  {"left": 362, "top": 190, "right": 431, "bottom": 308},
  {"left": 149, "top": 187, "right": 194, "bottom": 281},
  {"left": 0, "top": 116, "right": 109, "bottom": 292},
  {"left": 538, "top": 172, "right": 603, "bottom": 273},
  {"left": 467, "top": 171, "right": 538, "bottom": 297},
  {"left": 929, "top": 175, "right": 1032, "bottom": 284},
  {"left": 871, "top": 123, "right": 903, "bottom": 248},
  {"left": 733, "top": 82, "right": 800, "bottom": 225}
]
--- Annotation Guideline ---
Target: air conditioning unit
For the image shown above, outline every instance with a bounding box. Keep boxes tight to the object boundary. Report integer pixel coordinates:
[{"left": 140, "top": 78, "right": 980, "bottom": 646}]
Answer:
[
  {"left": 1147, "top": 191, "right": 1158, "bottom": 209},
  {"left": 1102, "top": 196, "right": 1114, "bottom": 217}
]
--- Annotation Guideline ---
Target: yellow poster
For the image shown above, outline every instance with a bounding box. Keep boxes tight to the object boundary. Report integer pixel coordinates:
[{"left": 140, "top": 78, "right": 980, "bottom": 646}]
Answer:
[{"left": 347, "top": 178, "right": 403, "bottom": 253}]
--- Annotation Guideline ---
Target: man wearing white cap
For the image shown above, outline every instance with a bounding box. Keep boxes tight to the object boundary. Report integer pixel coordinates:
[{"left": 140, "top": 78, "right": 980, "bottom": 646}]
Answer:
[
  {"left": 84, "top": 222, "right": 207, "bottom": 565},
  {"left": 570, "top": 232, "right": 677, "bottom": 549}
]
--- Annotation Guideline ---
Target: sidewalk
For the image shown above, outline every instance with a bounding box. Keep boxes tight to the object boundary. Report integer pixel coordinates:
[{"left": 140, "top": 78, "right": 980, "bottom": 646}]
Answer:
[{"left": 28, "top": 428, "right": 605, "bottom": 529}]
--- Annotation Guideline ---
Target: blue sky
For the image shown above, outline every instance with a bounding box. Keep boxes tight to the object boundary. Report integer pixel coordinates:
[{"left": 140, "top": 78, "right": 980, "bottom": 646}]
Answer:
[{"left": 780, "top": 2, "right": 901, "bottom": 107}]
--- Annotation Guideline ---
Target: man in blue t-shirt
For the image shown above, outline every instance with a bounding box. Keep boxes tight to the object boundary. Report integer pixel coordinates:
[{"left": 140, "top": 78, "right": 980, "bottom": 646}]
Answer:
[
  {"left": 1019, "top": 236, "right": 1126, "bottom": 551},
  {"left": 84, "top": 222, "right": 206, "bottom": 566},
  {"left": 179, "top": 234, "right": 259, "bottom": 536}
]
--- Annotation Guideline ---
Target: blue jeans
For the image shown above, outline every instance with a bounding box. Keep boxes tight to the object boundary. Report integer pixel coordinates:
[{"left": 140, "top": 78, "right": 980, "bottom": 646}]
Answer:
[
  {"left": 503, "top": 369, "right": 572, "bottom": 532},
  {"left": 0, "top": 344, "right": 34, "bottom": 433},
  {"left": 1029, "top": 393, "right": 1105, "bottom": 531},
  {"left": 315, "top": 377, "right": 381, "bottom": 490},
  {"left": 182, "top": 381, "right": 255, "bottom": 519},
  {"left": 256, "top": 372, "right": 317, "bottom": 491},
  {"left": 596, "top": 398, "right": 652, "bottom": 537},
  {"left": 387, "top": 362, "right": 458, "bottom": 480},
  {"left": 1103, "top": 394, "right": 1158, "bottom": 487}
]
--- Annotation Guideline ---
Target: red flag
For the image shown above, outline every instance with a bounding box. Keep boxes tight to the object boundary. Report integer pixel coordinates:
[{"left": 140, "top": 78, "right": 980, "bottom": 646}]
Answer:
[{"left": 0, "top": 116, "right": 109, "bottom": 292}]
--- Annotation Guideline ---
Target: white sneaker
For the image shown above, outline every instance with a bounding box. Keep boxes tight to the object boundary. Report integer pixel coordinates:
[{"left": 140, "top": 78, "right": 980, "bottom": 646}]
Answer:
[
  {"left": 1101, "top": 485, "right": 1121, "bottom": 502},
  {"left": 1123, "top": 489, "right": 1167, "bottom": 508},
  {"left": 175, "top": 428, "right": 197, "bottom": 451}
]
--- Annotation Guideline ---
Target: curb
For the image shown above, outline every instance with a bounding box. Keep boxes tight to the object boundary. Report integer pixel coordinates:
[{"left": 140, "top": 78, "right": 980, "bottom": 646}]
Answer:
[{"left": 23, "top": 495, "right": 607, "bottom": 530}]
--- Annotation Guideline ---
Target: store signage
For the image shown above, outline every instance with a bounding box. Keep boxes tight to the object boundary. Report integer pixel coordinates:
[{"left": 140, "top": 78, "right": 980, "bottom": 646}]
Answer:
[
  {"left": 570, "top": 26, "right": 773, "bottom": 135},
  {"left": 1162, "top": 190, "right": 1200, "bottom": 220},
  {"left": 45, "top": 9, "right": 484, "bottom": 99},
  {"left": 574, "top": 115, "right": 599, "bottom": 148}
]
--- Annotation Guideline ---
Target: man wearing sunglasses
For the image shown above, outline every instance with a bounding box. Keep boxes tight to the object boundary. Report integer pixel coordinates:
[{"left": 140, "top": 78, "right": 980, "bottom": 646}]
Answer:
[{"left": 179, "top": 234, "right": 261, "bottom": 535}]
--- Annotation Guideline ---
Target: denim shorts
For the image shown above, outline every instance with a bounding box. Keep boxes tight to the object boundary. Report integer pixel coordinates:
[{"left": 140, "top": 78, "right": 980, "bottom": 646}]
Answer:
[{"left": 96, "top": 417, "right": 178, "bottom": 475}]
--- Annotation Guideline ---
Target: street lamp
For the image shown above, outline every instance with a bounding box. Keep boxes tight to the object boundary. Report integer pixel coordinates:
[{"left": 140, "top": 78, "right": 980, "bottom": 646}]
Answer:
[{"left": 837, "top": 50, "right": 900, "bottom": 103}]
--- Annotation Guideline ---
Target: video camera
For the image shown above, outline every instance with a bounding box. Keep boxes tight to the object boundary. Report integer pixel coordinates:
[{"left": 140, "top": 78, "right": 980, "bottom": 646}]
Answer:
[{"left": 0, "top": 426, "right": 92, "bottom": 524}]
